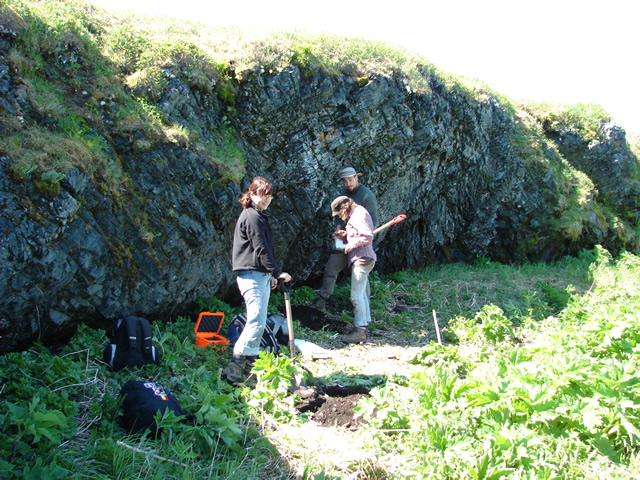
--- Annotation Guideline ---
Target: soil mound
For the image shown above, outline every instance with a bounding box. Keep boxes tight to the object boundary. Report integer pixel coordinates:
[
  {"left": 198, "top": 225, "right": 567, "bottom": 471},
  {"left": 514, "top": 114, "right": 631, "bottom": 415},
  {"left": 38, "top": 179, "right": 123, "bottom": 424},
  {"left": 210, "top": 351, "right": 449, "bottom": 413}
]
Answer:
[{"left": 279, "top": 305, "right": 350, "bottom": 333}]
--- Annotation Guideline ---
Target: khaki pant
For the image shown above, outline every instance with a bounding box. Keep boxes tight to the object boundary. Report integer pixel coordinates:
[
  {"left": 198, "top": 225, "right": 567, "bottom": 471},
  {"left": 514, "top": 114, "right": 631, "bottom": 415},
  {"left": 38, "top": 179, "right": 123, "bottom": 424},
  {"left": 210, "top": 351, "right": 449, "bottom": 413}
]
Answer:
[
  {"left": 318, "top": 252, "right": 370, "bottom": 300},
  {"left": 351, "top": 259, "right": 375, "bottom": 328}
]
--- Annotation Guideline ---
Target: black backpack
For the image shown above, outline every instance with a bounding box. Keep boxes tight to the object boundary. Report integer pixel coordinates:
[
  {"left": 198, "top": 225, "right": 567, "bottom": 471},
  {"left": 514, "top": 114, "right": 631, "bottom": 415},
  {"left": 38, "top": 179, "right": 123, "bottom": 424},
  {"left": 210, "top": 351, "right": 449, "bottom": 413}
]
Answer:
[
  {"left": 103, "top": 313, "right": 161, "bottom": 371},
  {"left": 227, "top": 313, "right": 281, "bottom": 354},
  {"left": 118, "top": 380, "right": 185, "bottom": 433}
]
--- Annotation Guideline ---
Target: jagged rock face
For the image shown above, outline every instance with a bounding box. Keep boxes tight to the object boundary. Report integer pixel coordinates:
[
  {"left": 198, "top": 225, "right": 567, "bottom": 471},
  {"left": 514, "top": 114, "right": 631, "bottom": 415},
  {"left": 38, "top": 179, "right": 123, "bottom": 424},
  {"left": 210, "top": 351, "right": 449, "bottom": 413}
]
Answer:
[
  {"left": 233, "top": 68, "right": 535, "bottom": 269},
  {"left": 0, "top": 55, "right": 637, "bottom": 352},
  {"left": 544, "top": 120, "right": 640, "bottom": 213}
]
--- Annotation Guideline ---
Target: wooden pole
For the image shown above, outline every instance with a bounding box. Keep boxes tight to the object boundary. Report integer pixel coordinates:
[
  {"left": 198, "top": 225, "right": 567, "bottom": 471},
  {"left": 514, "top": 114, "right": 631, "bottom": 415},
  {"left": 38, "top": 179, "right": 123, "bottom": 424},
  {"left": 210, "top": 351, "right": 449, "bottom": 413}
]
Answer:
[
  {"left": 432, "top": 309, "right": 442, "bottom": 345},
  {"left": 284, "top": 289, "right": 295, "bottom": 359}
]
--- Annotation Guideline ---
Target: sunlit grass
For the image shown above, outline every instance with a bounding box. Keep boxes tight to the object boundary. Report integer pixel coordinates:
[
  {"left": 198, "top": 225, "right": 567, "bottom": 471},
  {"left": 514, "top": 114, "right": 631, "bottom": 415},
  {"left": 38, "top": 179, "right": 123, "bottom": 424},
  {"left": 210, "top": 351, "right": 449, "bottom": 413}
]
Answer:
[{"left": 1, "top": 247, "right": 639, "bottom": 478}]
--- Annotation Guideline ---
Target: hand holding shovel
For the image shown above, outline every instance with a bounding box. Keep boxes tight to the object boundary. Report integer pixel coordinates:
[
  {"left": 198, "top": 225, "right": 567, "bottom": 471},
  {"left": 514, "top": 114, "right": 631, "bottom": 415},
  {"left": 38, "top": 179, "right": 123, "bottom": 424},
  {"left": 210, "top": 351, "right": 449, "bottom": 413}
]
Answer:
[{"left": 327, "top": 214, "right": 407, "bottom": 253}]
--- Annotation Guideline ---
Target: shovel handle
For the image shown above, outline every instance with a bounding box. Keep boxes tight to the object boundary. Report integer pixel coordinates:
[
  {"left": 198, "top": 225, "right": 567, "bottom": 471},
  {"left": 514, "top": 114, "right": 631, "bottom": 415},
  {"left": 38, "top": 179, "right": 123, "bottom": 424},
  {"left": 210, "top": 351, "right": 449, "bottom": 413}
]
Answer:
[
  {"left": 277, "top": 278, "right": 295, "bottom": 358},
  {"left": 284, "top": 297, "right": 295, "bottom": 359},
  {"left": 373, "top": 214, "right": 406, "bottom": 235}
]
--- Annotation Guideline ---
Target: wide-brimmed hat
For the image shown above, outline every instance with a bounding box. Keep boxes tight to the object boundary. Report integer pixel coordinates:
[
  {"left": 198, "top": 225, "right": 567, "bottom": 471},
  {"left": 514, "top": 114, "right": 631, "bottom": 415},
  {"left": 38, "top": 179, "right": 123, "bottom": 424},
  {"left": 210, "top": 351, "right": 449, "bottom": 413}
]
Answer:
[
  {"left": 331, "top": 196, "right": 351, "bottom": 216},
  {"left": 339, "top": 167, "right": 362, "bottom": 179}
]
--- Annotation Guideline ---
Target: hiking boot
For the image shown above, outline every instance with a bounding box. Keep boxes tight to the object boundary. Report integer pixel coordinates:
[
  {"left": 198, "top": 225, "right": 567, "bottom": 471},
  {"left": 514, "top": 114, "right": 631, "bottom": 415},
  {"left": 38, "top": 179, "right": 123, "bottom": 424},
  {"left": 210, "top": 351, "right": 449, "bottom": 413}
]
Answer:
[
  {"left": 223, "top": 356, "right": 246, "bottom": 384},
  {"left": 341, "top": 324, "right": 358, "bottom": 334},
  {"left": 341, "top": 327, "right": 367, "bottom": 344},
  {"left": 243, "top": 355, "right": 257, "bottom": 376},
  {"left": 310, "top": 295, "right": 327, "bottom": 311}
]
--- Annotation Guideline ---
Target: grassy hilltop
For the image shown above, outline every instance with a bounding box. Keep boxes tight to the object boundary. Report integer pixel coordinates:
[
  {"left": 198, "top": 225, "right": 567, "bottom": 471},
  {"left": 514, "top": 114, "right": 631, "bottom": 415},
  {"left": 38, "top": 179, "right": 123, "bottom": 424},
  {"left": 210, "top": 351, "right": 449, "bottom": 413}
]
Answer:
[{"left": 2, "top": 0, "right": 636, "bottom": 191}]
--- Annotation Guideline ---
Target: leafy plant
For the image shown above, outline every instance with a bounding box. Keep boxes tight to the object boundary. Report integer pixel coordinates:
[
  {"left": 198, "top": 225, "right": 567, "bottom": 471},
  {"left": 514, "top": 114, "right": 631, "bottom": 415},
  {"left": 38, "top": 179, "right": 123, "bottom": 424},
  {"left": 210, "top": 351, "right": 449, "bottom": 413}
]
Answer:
[
  {"left": 290, "top": 285, "right": 315, "bottom": 305},
  {"left": 195, "top": 295, "right": 234, "bottom": 319},
  {"left": 447, "top": 304, "right": 514, "bottom": 344},
  {"left": 0, "top": 396, "right": 74, "bottom": 479},
  {"left": 3, "top": 396, "right": 73, "bottom": 449},
  {"left": 246, "top": 352, "right": 307, "bottom": 421}
]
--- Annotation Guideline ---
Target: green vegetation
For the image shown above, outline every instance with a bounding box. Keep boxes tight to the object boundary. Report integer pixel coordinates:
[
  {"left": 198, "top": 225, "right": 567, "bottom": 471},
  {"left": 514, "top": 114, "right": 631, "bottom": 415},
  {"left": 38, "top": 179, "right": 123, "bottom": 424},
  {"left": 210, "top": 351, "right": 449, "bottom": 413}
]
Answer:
[
  {"left": 2, "top": 246, "right": 640, "bottom": 478},
  {"left": 365, "top": 246, "right": 640, "bottom": 479},
  {"left": 509, "top": 100, "right": 640, "bottom": 249},
  {"left": 1, "top": 0, "right": 249, "bottom": 189},
  {"left": 541, "top": 103, "right": 613, "bottom": 142},
  {"left": 0, "top": 0, "right": 448, "bottom": 191}
]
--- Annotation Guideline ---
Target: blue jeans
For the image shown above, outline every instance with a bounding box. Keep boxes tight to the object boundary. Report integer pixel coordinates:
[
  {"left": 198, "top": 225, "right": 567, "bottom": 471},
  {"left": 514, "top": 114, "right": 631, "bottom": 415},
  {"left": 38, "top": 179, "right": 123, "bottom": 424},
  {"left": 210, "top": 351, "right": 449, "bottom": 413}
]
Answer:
[
  {"left": 351, "top": 260, "right": 375, "bottom": 328},
  {"left": 235, "top": 270, "right": 271, "bottom": 356}
]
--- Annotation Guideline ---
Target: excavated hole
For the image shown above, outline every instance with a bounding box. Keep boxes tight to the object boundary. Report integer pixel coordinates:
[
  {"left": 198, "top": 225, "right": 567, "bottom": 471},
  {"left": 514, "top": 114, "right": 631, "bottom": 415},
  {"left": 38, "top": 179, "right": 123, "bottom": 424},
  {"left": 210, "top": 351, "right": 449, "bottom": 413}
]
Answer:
[
  {"left": 284, "top": 306, "right": 375, "bottom": 429},
  {"left": 294, "top": 384, "right": 373, "bottom": 429}
]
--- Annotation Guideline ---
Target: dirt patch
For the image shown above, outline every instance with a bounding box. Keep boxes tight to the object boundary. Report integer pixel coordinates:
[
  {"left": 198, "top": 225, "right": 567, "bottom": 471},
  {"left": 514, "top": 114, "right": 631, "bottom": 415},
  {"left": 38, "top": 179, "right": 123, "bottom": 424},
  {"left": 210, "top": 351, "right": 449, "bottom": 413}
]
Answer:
[
  {"left": 294, "top": 384, "right": 372, "bottom": 429},
  {"left": 264, "top": 294, "right": 438, "bottom": 477},
  {"left": 311, "top": 393, "right": 369, "bottom": 429},
  {"left": 279, "top": 304, "right": 350, "bottom": 333},
  {"left": 268, "top": 336, "right": 431, "bottom": 476}
]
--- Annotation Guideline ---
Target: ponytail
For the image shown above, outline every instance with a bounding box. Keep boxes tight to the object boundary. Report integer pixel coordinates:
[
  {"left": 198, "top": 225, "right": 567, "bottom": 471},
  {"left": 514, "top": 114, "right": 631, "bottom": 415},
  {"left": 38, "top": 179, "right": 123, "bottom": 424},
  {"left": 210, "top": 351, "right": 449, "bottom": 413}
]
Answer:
[{"left": 239, "top": 176, "right": 273, "bottom": 208}]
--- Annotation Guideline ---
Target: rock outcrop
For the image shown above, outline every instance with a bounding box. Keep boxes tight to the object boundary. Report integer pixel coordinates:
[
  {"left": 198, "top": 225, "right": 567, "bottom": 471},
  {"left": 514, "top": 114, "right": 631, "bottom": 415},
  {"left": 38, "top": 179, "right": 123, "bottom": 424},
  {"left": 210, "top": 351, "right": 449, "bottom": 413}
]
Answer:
[{"left": 1, "top": 5, "right": 638, "bottom": 352}]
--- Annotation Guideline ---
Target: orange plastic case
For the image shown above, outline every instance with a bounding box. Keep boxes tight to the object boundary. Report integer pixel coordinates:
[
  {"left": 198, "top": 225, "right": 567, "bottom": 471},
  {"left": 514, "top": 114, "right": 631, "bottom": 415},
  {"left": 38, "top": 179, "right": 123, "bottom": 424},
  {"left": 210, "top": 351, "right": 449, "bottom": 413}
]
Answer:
[{"left": 194, "top": 312, "right": 229, "bottom": 350}]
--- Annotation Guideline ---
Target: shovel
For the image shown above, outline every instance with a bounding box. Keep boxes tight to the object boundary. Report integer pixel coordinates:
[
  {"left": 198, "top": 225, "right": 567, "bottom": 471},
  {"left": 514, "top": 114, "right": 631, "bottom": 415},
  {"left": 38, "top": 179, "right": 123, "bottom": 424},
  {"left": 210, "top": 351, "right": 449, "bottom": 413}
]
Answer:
[
  {"left": 277, "top": 279, "right": 295, "bottom": 359},
  {"left": 373, "top": 214, "right": 406, "bottom": 235},
  {"left": 328, "top": 214, "right": 407, "bottom": 253}
]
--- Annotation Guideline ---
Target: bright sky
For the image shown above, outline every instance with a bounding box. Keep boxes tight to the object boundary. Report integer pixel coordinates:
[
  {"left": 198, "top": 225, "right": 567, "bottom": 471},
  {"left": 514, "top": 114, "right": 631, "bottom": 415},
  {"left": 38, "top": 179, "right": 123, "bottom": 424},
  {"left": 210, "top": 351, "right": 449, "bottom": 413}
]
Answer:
[{"left": 88, "top": 0, "right": 639, "bottom": 134}]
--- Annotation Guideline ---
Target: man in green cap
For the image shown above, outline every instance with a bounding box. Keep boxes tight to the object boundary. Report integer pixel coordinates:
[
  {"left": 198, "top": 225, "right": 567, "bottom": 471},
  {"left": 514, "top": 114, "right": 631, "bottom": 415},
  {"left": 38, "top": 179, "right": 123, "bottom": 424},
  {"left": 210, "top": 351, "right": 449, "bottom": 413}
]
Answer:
[{"left": 311, "top": 167, "right": 378, "bottom": 311}]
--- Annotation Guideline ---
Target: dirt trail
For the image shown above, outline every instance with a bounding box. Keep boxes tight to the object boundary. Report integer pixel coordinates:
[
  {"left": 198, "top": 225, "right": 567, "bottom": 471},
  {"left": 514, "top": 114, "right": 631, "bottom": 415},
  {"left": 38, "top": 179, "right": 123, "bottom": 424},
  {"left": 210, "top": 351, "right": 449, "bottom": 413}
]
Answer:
[{"left": 268, "top": 304, "right": 429, "bottom": 477}]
